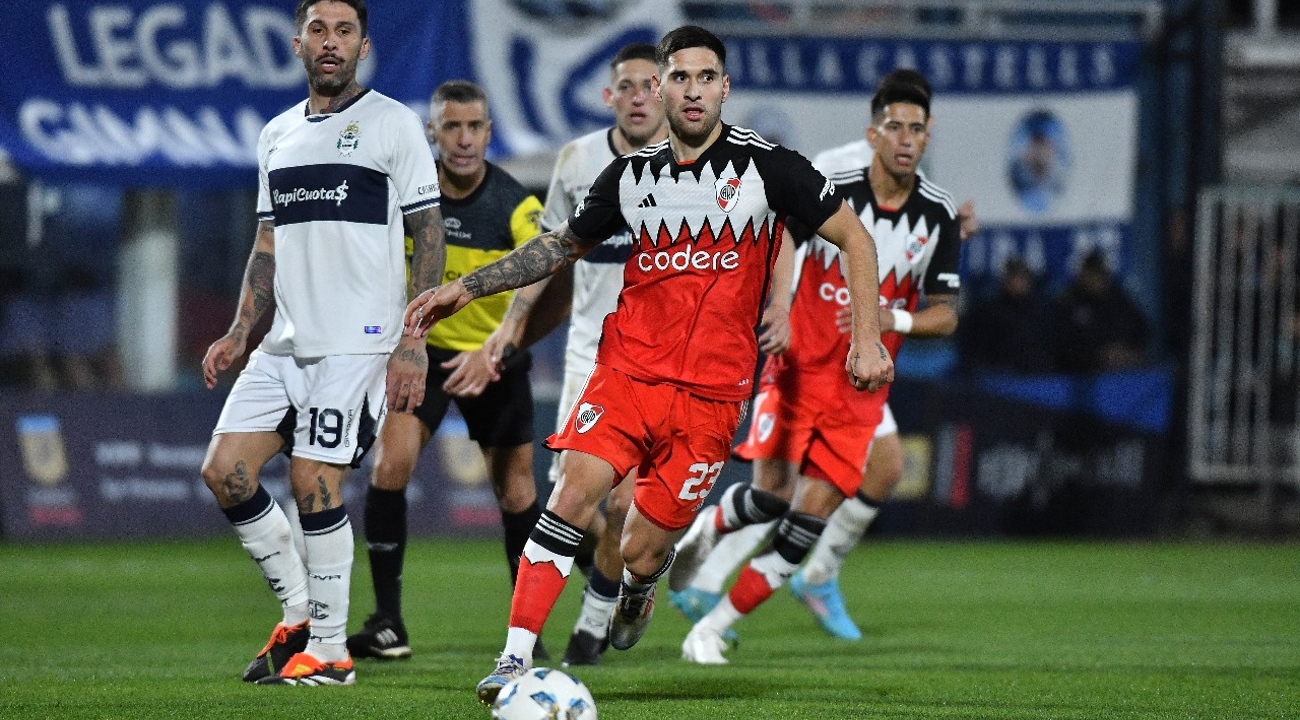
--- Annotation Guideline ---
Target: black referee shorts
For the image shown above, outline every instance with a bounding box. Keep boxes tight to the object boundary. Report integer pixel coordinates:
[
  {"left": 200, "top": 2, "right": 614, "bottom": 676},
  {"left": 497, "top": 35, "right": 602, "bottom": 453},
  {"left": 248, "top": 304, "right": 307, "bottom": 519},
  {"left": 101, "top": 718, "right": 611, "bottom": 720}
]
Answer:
[{"left": 414, "top": 346, "right": 534, "bottom": 448}]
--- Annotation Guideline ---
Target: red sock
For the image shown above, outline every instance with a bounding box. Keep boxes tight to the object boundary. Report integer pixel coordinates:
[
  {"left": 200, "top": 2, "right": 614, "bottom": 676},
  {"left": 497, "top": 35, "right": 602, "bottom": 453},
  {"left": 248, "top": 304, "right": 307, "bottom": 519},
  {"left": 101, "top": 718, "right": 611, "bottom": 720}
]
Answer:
[
  {"left": 728, "top": 565, "right": 775, "bottom": 615},
  {"left": 509, "top": 556, "right": 570, "bottom": 633}
]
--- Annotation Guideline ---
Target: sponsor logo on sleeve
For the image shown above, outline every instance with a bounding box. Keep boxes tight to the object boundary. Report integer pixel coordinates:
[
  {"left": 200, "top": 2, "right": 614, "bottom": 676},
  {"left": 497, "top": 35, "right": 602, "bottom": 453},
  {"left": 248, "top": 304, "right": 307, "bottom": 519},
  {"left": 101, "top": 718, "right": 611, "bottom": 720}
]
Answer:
[{"left": 820, "top": 178, "right": 836, "bottom": 202}]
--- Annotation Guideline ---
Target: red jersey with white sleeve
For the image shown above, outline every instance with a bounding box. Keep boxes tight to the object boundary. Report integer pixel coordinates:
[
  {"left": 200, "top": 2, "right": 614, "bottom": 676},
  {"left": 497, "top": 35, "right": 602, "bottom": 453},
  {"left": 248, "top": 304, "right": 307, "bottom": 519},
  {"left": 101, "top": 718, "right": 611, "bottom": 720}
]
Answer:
[{"left": 566, "top": 125, "right": 842, "bottom": 402}]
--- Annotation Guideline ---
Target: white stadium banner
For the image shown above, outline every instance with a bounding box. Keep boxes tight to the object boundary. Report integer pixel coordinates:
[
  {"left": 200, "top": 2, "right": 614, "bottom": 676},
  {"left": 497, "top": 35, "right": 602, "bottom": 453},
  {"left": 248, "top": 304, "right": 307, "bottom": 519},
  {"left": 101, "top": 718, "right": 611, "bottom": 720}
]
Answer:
[{"left": 469, "top": 0, "right": 684, "bottom": 156}]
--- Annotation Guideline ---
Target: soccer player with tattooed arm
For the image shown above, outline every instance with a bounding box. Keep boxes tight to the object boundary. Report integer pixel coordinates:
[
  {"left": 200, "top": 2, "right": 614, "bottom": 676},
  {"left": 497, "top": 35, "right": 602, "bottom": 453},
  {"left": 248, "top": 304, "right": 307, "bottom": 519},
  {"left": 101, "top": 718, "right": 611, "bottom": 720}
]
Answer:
[
  {"left": 198, "top": 0, "right": 444, "bottom": 687},
  {"left": 402, "top": 24, "right": 892, "bottom": 705}
]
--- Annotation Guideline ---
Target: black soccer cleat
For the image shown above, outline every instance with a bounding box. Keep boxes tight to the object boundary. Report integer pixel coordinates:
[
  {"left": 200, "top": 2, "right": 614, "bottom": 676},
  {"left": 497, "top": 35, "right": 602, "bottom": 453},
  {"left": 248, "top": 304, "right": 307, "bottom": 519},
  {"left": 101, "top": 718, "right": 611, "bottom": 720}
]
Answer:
[
  {"left": 561, "top": 629, "right": 609, "bottom": 667},
  {"left": 242, "top": 620, "right": 311, "bottom": 682},
  {"left": 346, "top": 613, "right": 411, "bottom": 660}
]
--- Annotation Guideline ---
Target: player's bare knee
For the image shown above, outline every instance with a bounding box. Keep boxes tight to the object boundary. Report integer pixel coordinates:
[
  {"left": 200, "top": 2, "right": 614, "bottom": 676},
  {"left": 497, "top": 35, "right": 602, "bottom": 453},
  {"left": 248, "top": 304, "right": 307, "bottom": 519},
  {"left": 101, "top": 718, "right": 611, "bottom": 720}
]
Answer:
[
  {"left": 370, "top": 452, "right": 415, "bottom": 492},
  {"left": 495, "top": 471, "right": 538, "bottom": 514},
  {"left": 200, "top": 451, "right": 260, "bottom": 507},
  {"left": 620, "top": 535, "right": 670, "bottom": 579}
]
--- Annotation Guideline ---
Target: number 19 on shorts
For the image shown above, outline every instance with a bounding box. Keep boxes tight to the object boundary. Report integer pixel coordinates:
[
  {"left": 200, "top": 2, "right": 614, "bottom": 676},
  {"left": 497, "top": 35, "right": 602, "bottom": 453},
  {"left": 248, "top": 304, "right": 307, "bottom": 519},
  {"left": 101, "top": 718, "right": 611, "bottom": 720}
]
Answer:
[
  {"left": 679, "top": 461, "right": 725, "bottom": 501},
  {"left": 308, "top": 407, "right": 343, "bottom": 448}
]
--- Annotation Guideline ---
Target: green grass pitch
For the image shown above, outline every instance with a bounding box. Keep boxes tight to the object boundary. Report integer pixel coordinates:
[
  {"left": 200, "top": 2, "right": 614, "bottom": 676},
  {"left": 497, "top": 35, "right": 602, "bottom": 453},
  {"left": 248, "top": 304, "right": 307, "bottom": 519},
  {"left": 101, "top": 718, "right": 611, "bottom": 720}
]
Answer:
[{"left": 1, "top": 538, "right": 1297, "bottom": 719}]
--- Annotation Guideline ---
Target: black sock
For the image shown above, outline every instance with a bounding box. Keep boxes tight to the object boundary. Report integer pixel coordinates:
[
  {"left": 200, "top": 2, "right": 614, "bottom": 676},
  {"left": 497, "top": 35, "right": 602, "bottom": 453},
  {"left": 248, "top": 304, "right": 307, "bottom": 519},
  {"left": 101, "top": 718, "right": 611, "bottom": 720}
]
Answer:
[
  {"left": 503, "top": 500, "right": 543, "bottom": 585},
  {"left": 364, "top": 486, "right": 407, "bottom": 619}
]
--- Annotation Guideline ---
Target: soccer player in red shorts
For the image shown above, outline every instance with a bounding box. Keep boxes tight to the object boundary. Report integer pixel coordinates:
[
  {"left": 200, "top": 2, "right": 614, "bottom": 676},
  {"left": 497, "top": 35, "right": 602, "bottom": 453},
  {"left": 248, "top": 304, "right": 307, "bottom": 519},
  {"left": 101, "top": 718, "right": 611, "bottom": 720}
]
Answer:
[
  {"left": 404, "top": 25, "right": 894, "bottom": 705},
  {"left": 678, "top": 70, "right": 963, "bottom": 664}
]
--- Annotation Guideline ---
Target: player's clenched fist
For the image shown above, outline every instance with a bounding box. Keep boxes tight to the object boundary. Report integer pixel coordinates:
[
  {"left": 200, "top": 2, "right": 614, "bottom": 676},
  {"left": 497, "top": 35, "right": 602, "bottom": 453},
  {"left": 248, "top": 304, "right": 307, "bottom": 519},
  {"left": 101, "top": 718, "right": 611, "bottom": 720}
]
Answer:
[
  {"left": 846, "top": 340, "right": 894, "bottom": 392},
  {"left": 404, "top": 280, "right": 475, "bottom": 336}
]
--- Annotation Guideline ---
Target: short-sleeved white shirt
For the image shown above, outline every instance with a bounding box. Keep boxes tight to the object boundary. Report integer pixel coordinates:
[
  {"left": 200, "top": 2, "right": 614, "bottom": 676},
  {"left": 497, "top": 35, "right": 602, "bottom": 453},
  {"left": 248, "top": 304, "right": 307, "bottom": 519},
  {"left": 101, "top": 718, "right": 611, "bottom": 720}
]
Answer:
[
  {"left": 256, "top": 90, "right": 440, "bottom": 357},
  {"left": 541, "top": 128, "right": 631, "bottom": 370}
]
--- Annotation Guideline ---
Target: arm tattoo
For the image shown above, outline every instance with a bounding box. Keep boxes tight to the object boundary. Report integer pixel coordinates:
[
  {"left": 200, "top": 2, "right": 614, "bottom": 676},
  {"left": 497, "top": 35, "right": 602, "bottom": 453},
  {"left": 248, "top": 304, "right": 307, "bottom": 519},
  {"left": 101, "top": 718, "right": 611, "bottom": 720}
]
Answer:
[
  {"left": 462, "top": 225, "right": 589, "bottom": 299},
  {"left": 406, "top": 206, "right": 447, "bottom": 296},
  {"left": 394, "top": 343, "right": 428, "bottom": 370},
  {"left": 233, "top": 222, "right": 276, "bottom": 336}
]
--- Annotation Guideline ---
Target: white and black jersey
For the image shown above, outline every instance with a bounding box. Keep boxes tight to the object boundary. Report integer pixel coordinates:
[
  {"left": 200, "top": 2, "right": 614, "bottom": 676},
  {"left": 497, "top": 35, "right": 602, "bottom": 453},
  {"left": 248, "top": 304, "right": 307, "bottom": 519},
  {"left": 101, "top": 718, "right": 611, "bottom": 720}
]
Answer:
[
  {"left": 255, "top": 90, "right": 440, "bottom": 357},
  {"left": 542, "top": 128, "right": 634, "bottom": 370},
  {"left": 568, "top": 124, "right": 841, "bottom": 401},
  {"left": 790, "top": 164, "right": 961, "bottom": 358}
]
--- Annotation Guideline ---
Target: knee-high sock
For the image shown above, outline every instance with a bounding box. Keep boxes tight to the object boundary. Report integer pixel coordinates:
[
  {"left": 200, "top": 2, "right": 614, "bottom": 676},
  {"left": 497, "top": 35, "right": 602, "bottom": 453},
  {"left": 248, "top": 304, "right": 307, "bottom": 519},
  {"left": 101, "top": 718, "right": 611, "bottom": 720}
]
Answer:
[
  {"left": 505, "top": 511, "right": 583, "bottom": 660},
  {"left": 716, "top": 483, "right": 789, "bottom": 532},
  {"left": 503, "top": 501, "right": 543, "bottom": 585},
  {"left": 801, "top": 494, "right": 880, "bottom": 585},
  {"left": 706, "top": 512, "right": 825, "bottom": 631},
  {"left": 692, "top": 520, "right": 775, "bottom": 593},
  {"left": 364, "top": 486, "right": 407, "bottom": 619},
  {"left": 222, "top": 485, "right": 309, "bottom": 626},
  {"left": 301, "top": 506, "right": 353, "bottom": 662}
]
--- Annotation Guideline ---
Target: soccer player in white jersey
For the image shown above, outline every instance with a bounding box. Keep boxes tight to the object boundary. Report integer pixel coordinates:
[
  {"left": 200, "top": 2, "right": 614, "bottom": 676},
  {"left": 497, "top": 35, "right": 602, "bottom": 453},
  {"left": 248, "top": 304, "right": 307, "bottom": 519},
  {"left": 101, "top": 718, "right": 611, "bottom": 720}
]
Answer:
[
  {"left": 677, "top": 69, "right": 964, "bottom": 663},
  {"left": 198, "top": 0, "right": 443, "bottom": 686}
]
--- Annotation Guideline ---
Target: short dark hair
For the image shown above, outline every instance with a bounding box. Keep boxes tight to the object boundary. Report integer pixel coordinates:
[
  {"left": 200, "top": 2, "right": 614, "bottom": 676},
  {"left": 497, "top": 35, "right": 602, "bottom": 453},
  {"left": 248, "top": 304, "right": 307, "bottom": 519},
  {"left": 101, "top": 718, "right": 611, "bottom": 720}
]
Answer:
[
  {"left": 610, "top": 43, "right": 657, "bottom": 73},
  {"left": 295, "top": 0, "right": 368, "bottom": 37},
  {"left": 431, "top": 80, "right": 490, "bottom": 115},
  {"left": 871, "top": 69, "right": 931, "bottom": 119},
  {"left": 656, "top": 25, "right": 726, "bottom": 69}
]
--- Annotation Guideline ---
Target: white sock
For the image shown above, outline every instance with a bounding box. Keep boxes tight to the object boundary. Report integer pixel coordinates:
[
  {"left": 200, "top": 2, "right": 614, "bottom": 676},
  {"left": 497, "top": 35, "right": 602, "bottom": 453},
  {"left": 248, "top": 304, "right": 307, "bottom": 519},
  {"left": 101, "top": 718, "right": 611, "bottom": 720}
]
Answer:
[
  {"left": 224, "top": 490, "right": 310, "bottom": 616},
  {"left": 801, "top": 497, "right": 878, "bottom": 585},
  {"left": 697, "top": 595, "right": 744, "bottom": 634},
  {"left": 504, "top": 627, "right": 539, "bottom": 664},
  {"left": 693, "top": 520, "right": 775, "bottom": 593},
  {"left": 300, "top": 508, "right": 353, "bottom": 663},
  {"left": 573, "top": 586, "right": 618, "bottom": 640}
]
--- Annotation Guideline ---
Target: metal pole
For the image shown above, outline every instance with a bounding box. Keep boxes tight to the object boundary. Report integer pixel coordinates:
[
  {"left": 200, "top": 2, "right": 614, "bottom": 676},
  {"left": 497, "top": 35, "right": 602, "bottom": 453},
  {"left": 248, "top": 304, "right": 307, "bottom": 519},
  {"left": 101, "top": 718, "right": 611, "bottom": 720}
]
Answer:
[
  {"left": 1254, "top": 0, "right": 1277, "bottom": 37},
  {"left": 117, "top": 190, "right": 179, "bottom": 392}
]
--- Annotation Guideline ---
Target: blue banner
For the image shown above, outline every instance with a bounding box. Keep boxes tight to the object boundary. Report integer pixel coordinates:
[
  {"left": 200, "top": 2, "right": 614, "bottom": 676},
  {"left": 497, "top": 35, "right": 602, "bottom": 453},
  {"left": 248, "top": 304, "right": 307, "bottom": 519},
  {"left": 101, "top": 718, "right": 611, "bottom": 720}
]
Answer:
[
  {"left": 2, "top": 1, "right": 471, "bottom": 186},
  {"left": 716, "top": 36, "right": 1145, "bottom": 298},
  {"left": 723, "top": 36, "right": 1143, "bottom": 95}
]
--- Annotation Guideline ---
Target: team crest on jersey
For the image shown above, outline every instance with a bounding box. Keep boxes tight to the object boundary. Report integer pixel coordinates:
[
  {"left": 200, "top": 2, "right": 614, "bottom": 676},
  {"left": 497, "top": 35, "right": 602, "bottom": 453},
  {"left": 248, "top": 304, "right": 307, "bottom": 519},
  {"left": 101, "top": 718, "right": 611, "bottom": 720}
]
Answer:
[
  {"left": 905, "top": 233, "right": 929, "bottom": 263},
  {"left": 715, "top": 177, "right": 742, "bottom": 212},
  {"left": 756, "top": 412, "right": 776, "bottom": 443},
  {"left": 575, "top": 402, "right": 604, "bottom": 434},
  {"left": 337, "top": 122, "right": 361, "bottom": 156}
]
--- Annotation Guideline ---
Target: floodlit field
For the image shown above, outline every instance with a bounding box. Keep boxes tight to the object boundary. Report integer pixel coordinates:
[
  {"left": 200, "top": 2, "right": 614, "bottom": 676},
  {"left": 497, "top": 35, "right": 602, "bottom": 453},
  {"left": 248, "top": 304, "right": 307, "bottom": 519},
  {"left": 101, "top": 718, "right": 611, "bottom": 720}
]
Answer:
[{"left": 1, "top": 538, "right": 1297, "bottom": 719}]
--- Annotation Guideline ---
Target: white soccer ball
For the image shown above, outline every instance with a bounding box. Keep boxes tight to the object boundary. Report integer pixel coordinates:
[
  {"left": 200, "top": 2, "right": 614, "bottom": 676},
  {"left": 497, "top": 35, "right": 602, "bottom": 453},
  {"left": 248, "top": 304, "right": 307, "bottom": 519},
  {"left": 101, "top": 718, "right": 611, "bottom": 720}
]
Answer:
[{"left": 491, "top": 666, "right": 597, "bottom": 720}]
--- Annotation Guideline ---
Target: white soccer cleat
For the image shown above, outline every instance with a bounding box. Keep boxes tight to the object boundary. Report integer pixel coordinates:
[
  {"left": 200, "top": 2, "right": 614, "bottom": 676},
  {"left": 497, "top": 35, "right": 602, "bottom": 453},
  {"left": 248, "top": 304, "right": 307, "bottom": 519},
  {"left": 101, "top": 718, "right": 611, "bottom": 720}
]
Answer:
[
  {"left": 668, "top": 507, "right": 722, "bottom": 592},
  {"left": 681, "top": 625, "right": 730, "bottom": 665}
]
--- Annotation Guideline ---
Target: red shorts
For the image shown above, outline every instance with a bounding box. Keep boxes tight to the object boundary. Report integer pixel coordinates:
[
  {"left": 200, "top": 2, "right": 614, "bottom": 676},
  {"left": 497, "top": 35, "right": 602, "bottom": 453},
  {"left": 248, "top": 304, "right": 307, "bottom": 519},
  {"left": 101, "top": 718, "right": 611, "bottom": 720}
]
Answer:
[
  {"left": 548, "top": 363, "right": 744, "bottom": 531},
  {"left": 733, "top": 359, "right": 885, "bottom": 497}
]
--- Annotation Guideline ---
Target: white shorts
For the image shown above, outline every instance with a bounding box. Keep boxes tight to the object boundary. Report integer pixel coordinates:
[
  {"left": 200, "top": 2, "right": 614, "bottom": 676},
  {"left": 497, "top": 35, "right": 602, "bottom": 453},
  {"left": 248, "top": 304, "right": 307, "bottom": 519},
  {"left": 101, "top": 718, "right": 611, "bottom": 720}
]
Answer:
[
  {"left": 547, "top": 361, "right": 596, "bottom": 484},
  {"left": 876, "top": 403, "right": 897, "bottom": 438},
  {"left": 214, "top": 349, "right": 389, "bottom": 467}
]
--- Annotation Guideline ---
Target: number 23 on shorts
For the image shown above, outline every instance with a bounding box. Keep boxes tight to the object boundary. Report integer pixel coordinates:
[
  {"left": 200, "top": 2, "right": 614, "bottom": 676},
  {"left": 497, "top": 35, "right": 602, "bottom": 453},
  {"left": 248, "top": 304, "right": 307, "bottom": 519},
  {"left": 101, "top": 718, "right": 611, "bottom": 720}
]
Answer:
[{"left": 679, "top": 461, "right": 725, "bottom": 501}]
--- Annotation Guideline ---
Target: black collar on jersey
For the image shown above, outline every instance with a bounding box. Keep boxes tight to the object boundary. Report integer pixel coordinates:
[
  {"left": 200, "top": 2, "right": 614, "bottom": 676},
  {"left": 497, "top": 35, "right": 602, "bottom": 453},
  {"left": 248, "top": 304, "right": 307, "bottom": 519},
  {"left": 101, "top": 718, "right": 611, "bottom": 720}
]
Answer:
[
  {"left": 634, "top": 124, "right": 755, "bottom": 185},
  {"left": 604, "top": 128, "right": 621, "bottom": 158},
  {"left": 304, "top": 88, "right": 372, "bottom": 122},
  {"left": 438, "top": 162, "right": 496, "bottom": 207}
]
